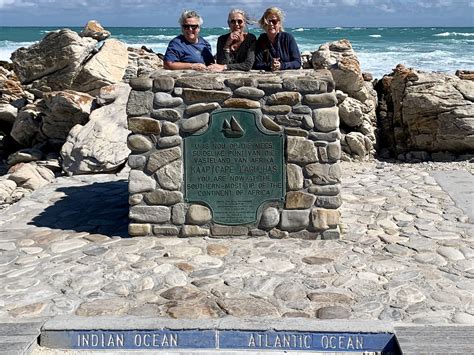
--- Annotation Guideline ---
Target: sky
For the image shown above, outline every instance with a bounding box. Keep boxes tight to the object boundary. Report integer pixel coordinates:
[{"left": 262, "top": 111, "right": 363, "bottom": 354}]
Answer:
[{"left": 0, "top": 0, "right": 473, "bottom": 27}]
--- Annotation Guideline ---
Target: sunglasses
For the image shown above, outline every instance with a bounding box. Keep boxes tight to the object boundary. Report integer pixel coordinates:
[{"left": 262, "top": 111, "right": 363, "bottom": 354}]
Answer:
[
  {"left": 230, "top": 19, "right": 244, "bottom": 25},
  {"left": 266, "top": 19, "right": 280, "bottom": 26},
  {"left": 182, "top": 24, "right": 199, "bottom": 30}
]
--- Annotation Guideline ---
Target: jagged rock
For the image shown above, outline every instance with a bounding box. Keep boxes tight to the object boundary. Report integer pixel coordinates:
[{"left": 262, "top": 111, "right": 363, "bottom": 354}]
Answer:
[
  {"left": 123, "top": 47, "right": 163, "bottom": 82},
  {"left": 7, "top": 148, "right": 43, "bottom": 166},
  {"left": 10, "top": 29, "right": 97, "bottom": 90},
  {"left": 0, "top": 75, "right": 32, "bottom": 107},
  {"left": 312, "top": 39, "right": 363, "bottom": 95},
  {"left": 376, "top": 65, "right": 474, "bottom": 154},
  {"left": 80, "top": 20, "right": 111, "bottom": 41},
  {"left": 41, "top": 90, "right": 95, "bottom": 143},
  {"left": 10, "top": 104, "right": 45, "bottom": 147},
  {"left": 72, "top": 39, "right": 129, "bottom": 95},
  {"left": 0, "top": 179, "right": 17, "bottom": 204},
  {"left": 0, "top": 103, "right": 18, "bottom": 126},
  {"left": 60, "top": 83, "right": 132, "bottom": 174},
  {"left": 8, "top": 162, "right": 55, "bottom": 190}
]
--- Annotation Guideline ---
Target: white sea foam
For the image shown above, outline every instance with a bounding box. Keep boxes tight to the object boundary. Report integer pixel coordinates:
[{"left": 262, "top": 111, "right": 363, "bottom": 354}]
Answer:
[
  {"left": 294, "top": 28, "right": 306, "bottom": 32},
  {"left": 0, "top": 41, "right": 36, "bottom": 61},
  {"left": 332, "top": 27, "right": 343, "bottom": 30},
  {"left": 434, "top": 32, "right": 474, "bottom": 37},
  {"left": 369, "top": 34, "right": 382, "bottom": 38}
]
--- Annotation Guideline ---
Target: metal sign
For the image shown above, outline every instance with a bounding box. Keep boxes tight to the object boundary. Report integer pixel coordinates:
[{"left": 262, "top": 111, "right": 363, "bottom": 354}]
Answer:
[{"left": 184, "top": 109, "right": 285, "bottom": 225}]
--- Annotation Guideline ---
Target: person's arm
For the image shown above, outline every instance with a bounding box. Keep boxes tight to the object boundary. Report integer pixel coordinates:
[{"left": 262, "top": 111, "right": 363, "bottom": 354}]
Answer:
[
  {"left": 216, "top": 35, "right": 231, "bottom": 65},
  {"left": 164, "top": 61, "right": 206, "bottom": 70},
  {"left": 254, "top": 36, "right": 271, "bottom": 71},
  {"left": 227, "top": 35, "right": 256, "bottom": 71},
  {"left": 280, "top": 33, "right": 302, "bottom": 70}
]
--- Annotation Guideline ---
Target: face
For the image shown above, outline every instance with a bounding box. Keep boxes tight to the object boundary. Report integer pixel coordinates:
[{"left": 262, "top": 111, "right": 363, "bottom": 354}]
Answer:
[
  {"left": 181, "top": 17, "right": 200, "bottom": 43},
  {"left": 228, "top": 13, "right": 245, "bottom": 33},
  {"left": 264, "top": 14, "right": 281, "bottom": 35}
]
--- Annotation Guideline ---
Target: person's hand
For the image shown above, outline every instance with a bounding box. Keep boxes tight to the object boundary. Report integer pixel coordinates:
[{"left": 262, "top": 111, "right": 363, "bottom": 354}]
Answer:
[
  {"left": 191, "top": 63, "right": 208, "bottom": 71},
  {"left": 271, "top": 58, "right": 281, "bottom": 71},
  {"left": 208, "top": 64, "right": 226, "bottom": 72}
]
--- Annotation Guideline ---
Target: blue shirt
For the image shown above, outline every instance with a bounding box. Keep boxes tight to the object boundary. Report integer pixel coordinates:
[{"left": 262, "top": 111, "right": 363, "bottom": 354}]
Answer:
[
  {"left": 164, "top": 35, "right": 214, "bottom": 65},
  {"left": 254, "top": 32, "right": 301, "bottom": 71}
]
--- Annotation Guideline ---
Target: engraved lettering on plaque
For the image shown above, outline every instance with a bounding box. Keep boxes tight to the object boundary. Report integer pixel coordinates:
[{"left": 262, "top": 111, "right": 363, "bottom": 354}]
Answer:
[{"left": 184, "top": 109, "right": 284, "bottom": 225}]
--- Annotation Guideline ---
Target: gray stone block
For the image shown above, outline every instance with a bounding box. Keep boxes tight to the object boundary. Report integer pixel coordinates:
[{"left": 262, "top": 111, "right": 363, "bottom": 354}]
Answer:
[
  {"left": 285, "top": 191, "right": 316, "bottom": 209},
  {"left": 185, "top": 102, "right": 220, "bottom": 116},
  {"left": 129, "top": 77, "right": 152, "bottom": 91},
  {"left": 304, "top": 93, "right": 338, "bottom": 106},
  {"left": 186, "top": 204, "right": 212, "bottom": 225},
  {"left": 151, "top": 108, "right": 181, "bottom": 122},
  {"left": 153, "top": 76, "right": 175, "bottom": 92},
  {"left": 287, "top": 136, "right": 318, "bottom": 164},
  {"left": 144, "top": 189, "right": 183, "bottom": 205},
  {"left": 127, "top": 134, "right": 153, "bottom": 152},
  {"left": 260, "top": 207, "right": 280, "bottom": 229},
  {"left": 153, "top": 92, "right": 183, "bottom": 108},
  {"left": 153, "top": 225, "right": 180, "bottom": 237},
  {"left": 126, "top": 91, "right": 153, "bottom": 117},
  {"left": 157, "top": 136, "right": 182, "bottom": 148},
  {"left": 127, "top": 154, "right": 147, "bottom": 169},
  {"left": 128, "top": 170, "right": 156, "bottom": 194},
  {"left": 128, "top": 116, "right": 161, "bottom": 134},
  {"left": 315, "top": 195, "right": 343, "bottom": 209},
  {"left": 280, "top": 209, "right": 310, "bottom": 231},
  {"left": 161, "top": 121, "right": 179, "bottom": 136},
  {"left": 155, "top": 160, "right": 182, "bottom": 190},
  {"left": 129, "top": 206, "right": 170, "bottom": 223},
  {"left": 287, "top": 163, "right": 304, "bottom": 190},
  {"left": 234, "top": 87, "right": 265, "bottom": 99},
  {"left": 180, "top": 113, "right": 210, "bottom": 133},
  {"left": 146, "top": 147, "right": 181, "bottom": 174},
  {"left": 312, "top": 107, "right": 339, "bottom": 132}
]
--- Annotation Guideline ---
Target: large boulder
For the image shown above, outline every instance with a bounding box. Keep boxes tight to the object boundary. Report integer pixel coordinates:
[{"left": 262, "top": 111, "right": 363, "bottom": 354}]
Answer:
[
  {"left": 376, "top": 65, "right": 474, "bottom": 155},
  {"left": 41, "top": 90, "right": 95, "bottom": 144},
  {"left": 80, "top": 20, "right": 111, "bottom": 41},
  {"left": 10, "top": 90, "right": 95, "bottom": 149},
  {"left": 10, "top": 103, "right": 46, "bottom": 147},
  {"left": 10, "top": 29, "right": 97, "bottom": 91},
  {"left": 61, "top": 83, "right": 132, "bottom": 174},
  {"left": 8, "top": 162, "right": 55, "bottom": 190},
  {"left": 72, "top": 39, "right": 129, "bottom": 95}
]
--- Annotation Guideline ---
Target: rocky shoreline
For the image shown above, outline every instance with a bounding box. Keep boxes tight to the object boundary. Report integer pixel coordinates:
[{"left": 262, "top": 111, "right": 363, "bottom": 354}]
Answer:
[{"left": 0, "top": 21, "right": 473, "bottom": 210}]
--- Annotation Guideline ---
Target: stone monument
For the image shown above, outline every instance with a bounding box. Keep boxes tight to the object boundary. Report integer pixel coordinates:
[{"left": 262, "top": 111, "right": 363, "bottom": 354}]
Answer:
[{"left": 126, "top": 69, "right": 342, "bottom": 239}]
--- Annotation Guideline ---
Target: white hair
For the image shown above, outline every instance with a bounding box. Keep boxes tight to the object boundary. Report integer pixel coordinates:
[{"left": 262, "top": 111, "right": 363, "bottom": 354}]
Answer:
[{"left": 178, "top": 10, "right": 203, "bottom": 26}]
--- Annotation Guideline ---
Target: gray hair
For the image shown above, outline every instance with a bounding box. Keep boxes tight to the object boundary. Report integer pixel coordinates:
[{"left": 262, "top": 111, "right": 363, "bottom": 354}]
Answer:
[
  {"left": 227, "top": 8, "right": 255, "bottom": 26},
  {"left": 178, "top": 10, "right": 203, "bottom": 26}
]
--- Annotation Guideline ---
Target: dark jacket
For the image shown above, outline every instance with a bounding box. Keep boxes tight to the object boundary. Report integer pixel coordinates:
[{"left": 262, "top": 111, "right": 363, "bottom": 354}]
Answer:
[
  {"left": 216, "top": 33, "right": 257, "bottom": 71},
  {"left": 254, "top": 32, "right": 301, "bottom": 71}
]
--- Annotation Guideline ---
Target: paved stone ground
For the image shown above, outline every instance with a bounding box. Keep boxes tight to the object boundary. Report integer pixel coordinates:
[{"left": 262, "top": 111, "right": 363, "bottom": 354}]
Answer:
[{"left": 0, "top": 161, "right": 473, "bottom": 327}]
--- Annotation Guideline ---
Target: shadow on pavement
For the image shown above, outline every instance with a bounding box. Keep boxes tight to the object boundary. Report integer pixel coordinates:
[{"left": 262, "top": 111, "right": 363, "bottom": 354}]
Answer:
[{"left": 29, "top": 180, "right": 129, "bottom": 238}]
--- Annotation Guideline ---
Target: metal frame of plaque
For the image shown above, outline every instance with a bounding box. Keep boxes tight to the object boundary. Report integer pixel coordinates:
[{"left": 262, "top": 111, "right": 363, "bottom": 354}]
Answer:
[{"left": 184, "top": 109, "right": 285, "bottom": 225}]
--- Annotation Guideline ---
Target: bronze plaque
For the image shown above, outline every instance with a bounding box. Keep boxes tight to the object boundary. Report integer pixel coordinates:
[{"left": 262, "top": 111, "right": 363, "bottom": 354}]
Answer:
[{"left": 184, "top": 109, "right": 284, "bottom": 225}]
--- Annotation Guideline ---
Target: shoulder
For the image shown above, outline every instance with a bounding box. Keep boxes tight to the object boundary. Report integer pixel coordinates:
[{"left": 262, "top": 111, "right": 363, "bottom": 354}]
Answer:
[
  {"left": 280, "top": 32, "right": 295, "bottom": 40},
  {"left": 246, "top": 33, "right": 257, "bottom": 41},
  {"left": 218, "top": 33, "right": 230, "bottom": 41},
  {"left": 198, "top": 37, "right": 211, "bottom": 46}
]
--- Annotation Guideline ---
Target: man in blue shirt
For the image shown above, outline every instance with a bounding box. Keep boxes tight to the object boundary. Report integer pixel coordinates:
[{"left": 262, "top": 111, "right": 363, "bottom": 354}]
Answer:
[{"left": 164, "top": 10, "right": 214, "bottom": 70}]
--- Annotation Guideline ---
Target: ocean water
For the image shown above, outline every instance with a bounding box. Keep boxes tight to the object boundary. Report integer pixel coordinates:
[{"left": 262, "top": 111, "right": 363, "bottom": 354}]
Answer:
[{"left": 0, "top": 26, "right": 473, "bottom": 78}]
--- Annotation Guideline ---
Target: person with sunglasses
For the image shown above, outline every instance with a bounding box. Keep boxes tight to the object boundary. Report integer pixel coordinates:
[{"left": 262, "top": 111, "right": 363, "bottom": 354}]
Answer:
[
  {"left": 254, "top": 7, "right": 301, "bottom": 71},
  {"left": 208, "top": 9, "right": 256, "bottom": 72},
  {"left": 163, "top": 10, "right": 214, "bottom": 70}
]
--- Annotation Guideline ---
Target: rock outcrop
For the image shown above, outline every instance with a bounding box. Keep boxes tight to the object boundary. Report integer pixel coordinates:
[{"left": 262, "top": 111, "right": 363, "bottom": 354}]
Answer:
[
  {"left": 312, "top": 39, "right": 377, "bottom": 160},
  {"left": 376, "top": 64, "right": 474, "bottom": 159},
  {"left": 10, "top": 29, "right": 97, "bottom": 91},
  {"left": 60, "top": 83, "right": 131, "bottom": 174},
  {"left": 72, "top": 39, "right": 129, "bottom": 95}
]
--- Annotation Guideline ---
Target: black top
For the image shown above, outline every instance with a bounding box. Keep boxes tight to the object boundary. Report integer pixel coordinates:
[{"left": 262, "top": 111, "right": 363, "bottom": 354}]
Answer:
[
  {"left": 254, "top": 32, "right": 301, "bottom": 71},
  {"left": 216, "top": 33, "right": 257, "bottom": 71}
]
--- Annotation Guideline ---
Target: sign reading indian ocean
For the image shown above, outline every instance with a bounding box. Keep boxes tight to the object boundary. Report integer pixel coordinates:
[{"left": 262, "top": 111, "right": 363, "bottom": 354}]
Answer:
[{"left": 184, "top": 109, "right": 285, "bottom": 225}]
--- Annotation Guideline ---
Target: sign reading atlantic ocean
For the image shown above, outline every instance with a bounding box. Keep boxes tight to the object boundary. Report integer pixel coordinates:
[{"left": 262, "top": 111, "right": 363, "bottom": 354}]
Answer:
[{"left": 184, "top": 109, "right": 284, "bottom": 225}]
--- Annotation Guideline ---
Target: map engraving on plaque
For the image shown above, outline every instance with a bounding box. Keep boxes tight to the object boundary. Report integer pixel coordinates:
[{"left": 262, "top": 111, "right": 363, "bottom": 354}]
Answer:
[{"left": 184, "top": 109, "right": 285, "bottom": 225}]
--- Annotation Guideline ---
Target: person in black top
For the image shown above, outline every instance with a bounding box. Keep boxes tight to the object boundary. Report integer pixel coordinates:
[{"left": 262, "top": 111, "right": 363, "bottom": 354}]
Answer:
[
  {"left": 208, "top": 9, "right": 256, "bottom": 72},
  {"left": 254, "top": 7, "right": 301, "bottom": 71}
]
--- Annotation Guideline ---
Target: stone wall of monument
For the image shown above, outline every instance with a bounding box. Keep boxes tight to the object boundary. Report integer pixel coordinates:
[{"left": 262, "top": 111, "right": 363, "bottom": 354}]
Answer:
[{"left": 126, "top": 69, "right": 342, "bottom": 239}]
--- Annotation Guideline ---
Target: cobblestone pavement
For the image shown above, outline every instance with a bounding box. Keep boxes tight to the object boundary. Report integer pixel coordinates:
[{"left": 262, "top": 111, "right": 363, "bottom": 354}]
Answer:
[{"left": 0, "top": 161, "right": 472, "bottom": 325}]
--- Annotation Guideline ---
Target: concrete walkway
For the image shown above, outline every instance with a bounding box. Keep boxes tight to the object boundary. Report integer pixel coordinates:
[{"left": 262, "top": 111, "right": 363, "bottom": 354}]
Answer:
[{"left": 0, "top": 160, "right": 472, "bottom": 354}]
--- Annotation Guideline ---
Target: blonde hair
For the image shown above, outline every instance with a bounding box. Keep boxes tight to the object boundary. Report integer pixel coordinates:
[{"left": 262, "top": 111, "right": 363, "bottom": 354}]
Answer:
[
  {"left": 258, "top": 7, "right": 285, "bottom": 31},
  {"left": 178, "top": 10, "right": 203, "bottom": 26}
]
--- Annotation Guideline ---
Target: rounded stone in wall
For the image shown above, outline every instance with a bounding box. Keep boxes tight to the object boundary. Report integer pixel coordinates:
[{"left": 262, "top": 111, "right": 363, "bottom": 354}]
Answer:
[
  {"left": 127, "top": 134, "right": 153, "bottom": 152},
  {"left": 186, "top": 204, "right": 212, "bottom": 225},
  {"left": 259, "top": 207, "right": 280, "bottom": 230}
]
